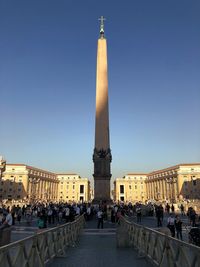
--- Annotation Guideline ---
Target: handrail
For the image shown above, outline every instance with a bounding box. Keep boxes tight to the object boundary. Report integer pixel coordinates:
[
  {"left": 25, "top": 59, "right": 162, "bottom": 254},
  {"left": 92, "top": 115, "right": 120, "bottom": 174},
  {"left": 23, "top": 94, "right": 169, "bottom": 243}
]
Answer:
[
  {"left": 117, "top": 216, "right": 200, "bottom": 267},
  {"left": 0, "top": 214, "right": 85, "bottom": 267}
]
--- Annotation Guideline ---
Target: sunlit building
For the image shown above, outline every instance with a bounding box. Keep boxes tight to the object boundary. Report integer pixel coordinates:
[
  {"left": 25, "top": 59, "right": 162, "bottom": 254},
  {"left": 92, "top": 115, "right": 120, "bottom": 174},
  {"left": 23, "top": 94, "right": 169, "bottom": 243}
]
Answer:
[
  {"left": 1, "top": 164, "right": 58, "bottom": 203},
  {"left": 114, "top": 174, "right": 147, "bottom": 203},
  {"left": 146, "top": 163, "right": 200, "bottom": 202},
  {"left": 57, "top": 174, "right": 90, "bottom": 202}
]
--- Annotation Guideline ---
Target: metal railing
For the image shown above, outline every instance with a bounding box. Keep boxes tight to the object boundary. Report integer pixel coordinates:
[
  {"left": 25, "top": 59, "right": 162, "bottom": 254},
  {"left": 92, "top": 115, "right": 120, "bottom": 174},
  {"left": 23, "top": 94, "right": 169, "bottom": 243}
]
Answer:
[
  {"left": 117, "top": 216, "right": 200, "bottom": 267},
  {"left": 0, "top": 214, "right": 85, "bottom": 267}
]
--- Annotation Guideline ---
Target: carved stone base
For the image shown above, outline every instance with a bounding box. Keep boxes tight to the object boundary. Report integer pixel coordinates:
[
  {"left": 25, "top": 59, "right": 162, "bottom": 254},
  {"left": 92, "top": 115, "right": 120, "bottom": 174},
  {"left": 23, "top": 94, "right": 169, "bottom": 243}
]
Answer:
[{"left": 93, "top": 179, "right": 111, "bottom": 201}]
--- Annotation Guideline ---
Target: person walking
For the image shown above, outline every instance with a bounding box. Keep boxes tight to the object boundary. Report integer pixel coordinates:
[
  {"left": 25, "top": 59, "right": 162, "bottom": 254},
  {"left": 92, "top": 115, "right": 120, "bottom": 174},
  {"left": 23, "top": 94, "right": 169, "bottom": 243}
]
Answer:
[
  {"left": 175, "top": 215, "right": 183, "bottom": 240},
  {"left": 156, "top": 205, "right": 163, "bottom": 227},
  {"left": 136, "top": 205, "right": 142, "bottom": 223},
  {"left": 97, "top": 209, "right": 104, "bottom": 229},
  {"left": 167, "top": 213, "right": 175, "bottom": 237}
]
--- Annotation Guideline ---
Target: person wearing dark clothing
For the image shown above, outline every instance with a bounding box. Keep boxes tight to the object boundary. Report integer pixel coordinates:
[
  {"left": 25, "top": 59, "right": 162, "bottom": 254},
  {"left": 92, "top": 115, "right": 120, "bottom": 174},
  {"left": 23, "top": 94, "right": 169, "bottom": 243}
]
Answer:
[
  {"left": 166, "top": 203, "right": 170, "bottom": 214},
  {"left": 111, "top": 208, "right": 115, "bottom": 223},
  {"left": 190, "top": 209, "right": 196, "bottom": 227},
  {"left": 171, "top": 204, "right": 175, "bottom": 213},
  {"left": 180, "top": 204, "right": 184, "bottom": 215},
  {"left": 136, "top": 206, "right": 142, "bottom": 223},
  {"left": 175, "top": 216, "right": 183, "bottom": 240},
  {"left": 156, "top": 205, "right": 163, "bottom": 227}
]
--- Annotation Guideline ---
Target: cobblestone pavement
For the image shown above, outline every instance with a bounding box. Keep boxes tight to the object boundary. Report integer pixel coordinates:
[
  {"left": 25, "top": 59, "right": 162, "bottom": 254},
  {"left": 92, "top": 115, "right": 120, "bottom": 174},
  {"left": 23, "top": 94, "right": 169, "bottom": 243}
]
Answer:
[{"left": 47, "top": 219, "right": 151, "bottom": 267}]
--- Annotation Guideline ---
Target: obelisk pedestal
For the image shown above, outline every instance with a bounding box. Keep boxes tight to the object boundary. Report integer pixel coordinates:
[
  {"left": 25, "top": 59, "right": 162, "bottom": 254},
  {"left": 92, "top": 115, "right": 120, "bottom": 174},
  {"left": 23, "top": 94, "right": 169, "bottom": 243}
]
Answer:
[{"left": 93, "top": 17, "right": 112, "bottom": 203}]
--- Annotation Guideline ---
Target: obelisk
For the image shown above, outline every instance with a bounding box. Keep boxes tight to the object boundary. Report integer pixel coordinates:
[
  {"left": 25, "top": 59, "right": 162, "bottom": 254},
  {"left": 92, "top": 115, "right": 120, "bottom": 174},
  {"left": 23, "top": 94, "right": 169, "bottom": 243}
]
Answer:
[{"left": 93, "top": 16, "right": 112, "bottom": 202}]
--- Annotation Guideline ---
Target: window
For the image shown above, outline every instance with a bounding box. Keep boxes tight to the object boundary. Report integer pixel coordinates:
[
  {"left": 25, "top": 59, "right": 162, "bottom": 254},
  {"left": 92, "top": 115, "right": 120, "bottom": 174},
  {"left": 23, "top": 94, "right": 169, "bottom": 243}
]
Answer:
[
  {"left": 129, "top": 185, "right": 131, "bottom": 190},
  {"left": 73, "top": 185, "right": 75, "bottom": 190},
  {"left": 120, "top": 196, "right": 124, "bottom": 201},
  {"left": 120, "top": 185, "right": 124, "bottom": 194},
  {"left": 80, "top": 185, "right": 84, "bottom": 194},
  {"left": 135, "top": 185, "right": 137, "bottom": 190}
]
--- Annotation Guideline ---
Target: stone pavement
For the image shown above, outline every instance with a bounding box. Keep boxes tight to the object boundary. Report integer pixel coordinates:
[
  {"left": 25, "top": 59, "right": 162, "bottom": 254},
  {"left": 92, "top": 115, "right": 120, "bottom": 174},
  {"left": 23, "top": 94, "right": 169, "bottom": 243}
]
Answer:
[{"left": 47, "top": 219, "right": 151, "bottom": 267}]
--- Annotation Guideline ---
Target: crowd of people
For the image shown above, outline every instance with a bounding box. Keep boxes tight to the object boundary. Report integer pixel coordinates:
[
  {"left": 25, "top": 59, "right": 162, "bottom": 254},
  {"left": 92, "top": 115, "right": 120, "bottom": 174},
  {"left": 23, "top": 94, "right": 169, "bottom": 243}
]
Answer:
[{"left": 0, "top": 201, "right": 200, "bottom": 245}]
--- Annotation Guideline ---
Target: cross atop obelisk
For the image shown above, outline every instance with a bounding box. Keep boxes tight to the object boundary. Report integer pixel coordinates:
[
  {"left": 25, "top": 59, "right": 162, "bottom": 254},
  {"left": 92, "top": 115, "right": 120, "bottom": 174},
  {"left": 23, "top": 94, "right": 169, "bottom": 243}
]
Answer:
[{"left": 98, "top": 16, "right": 106, "bottom": 37}]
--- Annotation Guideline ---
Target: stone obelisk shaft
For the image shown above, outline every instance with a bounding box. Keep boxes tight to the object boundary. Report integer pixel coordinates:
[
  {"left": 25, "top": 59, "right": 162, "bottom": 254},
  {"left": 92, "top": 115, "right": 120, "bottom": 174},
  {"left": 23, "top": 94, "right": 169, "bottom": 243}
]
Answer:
[
  {"left": 93, "top": 20, "right": 112, "bottom": 202},
  {"left": 95, "top": 38, "right": 110, "bottom": 150}
]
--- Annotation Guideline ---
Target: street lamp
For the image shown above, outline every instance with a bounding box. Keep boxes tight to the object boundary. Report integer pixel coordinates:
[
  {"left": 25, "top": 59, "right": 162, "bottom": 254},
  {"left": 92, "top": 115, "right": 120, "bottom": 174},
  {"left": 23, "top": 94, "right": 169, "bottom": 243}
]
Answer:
[
  {"left": 166, "top": 177, "right": 177, "bottom": 203},
  {"left": 29, "top": 177, "right": 40, "bottom": 204},
  {"left": 0, "top": 156, "right": 6, "bottom": 179}
]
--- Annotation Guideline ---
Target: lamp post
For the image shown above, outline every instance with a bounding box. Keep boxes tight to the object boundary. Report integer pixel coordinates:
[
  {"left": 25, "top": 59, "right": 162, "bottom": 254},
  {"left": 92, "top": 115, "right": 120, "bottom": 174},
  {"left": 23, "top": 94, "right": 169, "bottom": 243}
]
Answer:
[
  {"left": 0, "top": 156, "right": 6, "bottom": 180},
  {"left": 166, "top": 177, "right": 177, "bottom": 203},
  {"left": 29, "top": 177, "right": 40, "bottom": 204}
]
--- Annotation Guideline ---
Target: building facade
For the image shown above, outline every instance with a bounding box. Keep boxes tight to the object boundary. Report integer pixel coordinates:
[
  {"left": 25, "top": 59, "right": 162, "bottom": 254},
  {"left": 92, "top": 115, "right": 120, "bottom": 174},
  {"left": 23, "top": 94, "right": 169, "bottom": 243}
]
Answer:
[
  {"left": 114, "top": 174, "right": 147, "bottom": 203},
  {"left": 0, "top": 164, "right": 58, "bottom": 203},
  {"left": 57, "top": 174, "right": 90, "bottom": 202},
  {"left": 146, "top": 163, "right": 200, "bottom": 202},
  {"left": 0, "top": 165, "right": 90, "bottom": 204}
]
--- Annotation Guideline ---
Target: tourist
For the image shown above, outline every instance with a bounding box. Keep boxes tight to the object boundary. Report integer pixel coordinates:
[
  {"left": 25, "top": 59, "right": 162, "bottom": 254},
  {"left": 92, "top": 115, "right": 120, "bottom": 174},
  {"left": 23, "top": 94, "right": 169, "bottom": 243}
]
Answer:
[
  {"left": 47, "top": 207, "right": 53, "bottom": 224},
  {"left": 190, "top": 208, "right": 196, "bottom": 227},
  {"left": 156, "top": 205, "right": 163, "bottom": 227},
  {"left": 16, "top": 207, "right": 22, "bottom": 224},
  {"left": 97, "top": 208, "right": 104, "bottom": 229},
  {"left": 166, "top": 203, "right": 170, "bottom": 214},
  {"left": 167, "top": 213, "right": 175, "bottom": 237},
  {"left": 86, "top": 205, "right": 91, "bottom": 220},
  {"left": 175, "top": 215, "right": 183, "bottom": 240},
  {"left": 0, "top": 210, "right": 13, "bottom": 230},
  {"left": 180, "top": 204, "right": 185, "bottom": 216},
  {"left": 136, "top": 205, "right": 142, "bottom": 223},
  {"left": 171, "top": 204, "right": 175, "bottom": 213},
  {"left": 111, "top": 207, "right": 115, "bottom": 223}
]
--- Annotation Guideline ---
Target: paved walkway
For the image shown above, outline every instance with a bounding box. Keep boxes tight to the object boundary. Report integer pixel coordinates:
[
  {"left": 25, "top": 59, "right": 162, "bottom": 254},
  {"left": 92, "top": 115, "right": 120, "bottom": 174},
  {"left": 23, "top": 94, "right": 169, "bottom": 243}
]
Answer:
[{"left": 47, "top": 219, "right": 151, "bottom": 267}]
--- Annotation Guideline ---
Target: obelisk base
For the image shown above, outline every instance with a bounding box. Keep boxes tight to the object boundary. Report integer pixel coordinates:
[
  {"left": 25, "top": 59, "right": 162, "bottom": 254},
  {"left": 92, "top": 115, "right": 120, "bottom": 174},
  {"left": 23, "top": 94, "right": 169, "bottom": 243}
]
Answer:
[{"left": 93, "top": 179, "right": 112, "bottom": 204}]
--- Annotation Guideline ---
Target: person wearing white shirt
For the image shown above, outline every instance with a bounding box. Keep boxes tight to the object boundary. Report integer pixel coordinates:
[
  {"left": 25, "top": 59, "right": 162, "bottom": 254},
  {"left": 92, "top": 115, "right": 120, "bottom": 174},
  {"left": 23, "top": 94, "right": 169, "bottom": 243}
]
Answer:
[{"left": 0, "top": 211, "right": 12, "bottom": 230}]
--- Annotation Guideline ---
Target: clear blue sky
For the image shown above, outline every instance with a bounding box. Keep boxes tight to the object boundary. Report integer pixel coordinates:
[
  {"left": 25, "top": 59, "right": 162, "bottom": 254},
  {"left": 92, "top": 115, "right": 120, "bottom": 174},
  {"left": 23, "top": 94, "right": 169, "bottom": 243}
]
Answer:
[{"left": 0, "top": 0, "right": 200, "bottom": 184}]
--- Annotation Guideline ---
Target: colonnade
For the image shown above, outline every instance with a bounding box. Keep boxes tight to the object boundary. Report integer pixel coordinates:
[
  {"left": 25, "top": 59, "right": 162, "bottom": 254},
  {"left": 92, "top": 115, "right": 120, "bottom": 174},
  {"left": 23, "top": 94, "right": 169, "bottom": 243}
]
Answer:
[
  {"left": 146, "top": 176, "right": 178, "bottom": 202},
  {"left": 28, "top": 177, "right": 59, "bottom": 203}
]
